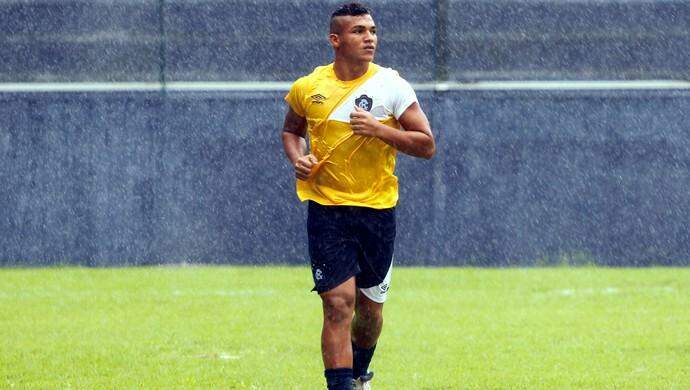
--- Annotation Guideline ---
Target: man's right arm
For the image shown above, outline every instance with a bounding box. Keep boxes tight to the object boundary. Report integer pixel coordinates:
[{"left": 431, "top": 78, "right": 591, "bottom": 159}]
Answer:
[{"left": 281, "top": 107, "right": 318, "bottom": 180}]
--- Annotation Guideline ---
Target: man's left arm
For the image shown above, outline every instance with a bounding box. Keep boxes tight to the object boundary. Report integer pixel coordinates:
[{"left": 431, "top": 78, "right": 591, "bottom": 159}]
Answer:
[{"left": 349, "top": 103, "right": 436, "bottom": 159}]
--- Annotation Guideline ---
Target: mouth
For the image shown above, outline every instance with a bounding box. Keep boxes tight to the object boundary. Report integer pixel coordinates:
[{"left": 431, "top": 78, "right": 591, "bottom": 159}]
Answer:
[{"left": 363, "top": 46, "right": 376, "bottom": 52}]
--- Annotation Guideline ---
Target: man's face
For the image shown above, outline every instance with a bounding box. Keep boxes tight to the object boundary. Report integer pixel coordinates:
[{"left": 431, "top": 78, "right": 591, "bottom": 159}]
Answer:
[{"left": 330, "top": 14, "right": 377, "bottom": 62}]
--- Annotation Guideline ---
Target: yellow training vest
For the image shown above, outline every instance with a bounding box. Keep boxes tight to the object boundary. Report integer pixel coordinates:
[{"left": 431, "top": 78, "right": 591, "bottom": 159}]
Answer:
[{"left": 286, "top": 63, "right": 411, "bottom": 209}]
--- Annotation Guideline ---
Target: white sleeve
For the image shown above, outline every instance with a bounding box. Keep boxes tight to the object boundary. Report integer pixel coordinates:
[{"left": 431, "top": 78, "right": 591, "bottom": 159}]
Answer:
[{"left": 391, "top": 76, "right": 418, "bottom": 120}]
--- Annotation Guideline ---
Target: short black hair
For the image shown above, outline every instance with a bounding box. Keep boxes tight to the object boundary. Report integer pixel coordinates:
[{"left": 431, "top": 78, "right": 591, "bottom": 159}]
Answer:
[
  {"left": 331, "top": 2, "right": 371, "bottom": 18},
  {"left": 330, "top": 3, "right": 372, "bottom": 33}
]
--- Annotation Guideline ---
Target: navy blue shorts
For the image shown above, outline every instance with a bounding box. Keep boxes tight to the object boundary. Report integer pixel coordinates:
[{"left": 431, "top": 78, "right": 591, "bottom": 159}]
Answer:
[{"left": 307, "top": 201, "right": 396, "bottom": 294}]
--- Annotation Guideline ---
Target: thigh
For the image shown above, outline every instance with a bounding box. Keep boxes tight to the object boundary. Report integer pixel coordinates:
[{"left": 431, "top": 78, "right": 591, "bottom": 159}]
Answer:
[
  {"left": 353, "top": 207, "right": 396, "bottom": 294},
  {"left": 307, "top": 202, "right": 361, "bottom": 293}
]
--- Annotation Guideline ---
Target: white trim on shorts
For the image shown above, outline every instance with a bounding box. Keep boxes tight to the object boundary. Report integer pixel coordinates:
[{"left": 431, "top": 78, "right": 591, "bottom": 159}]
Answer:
[{"left": 359, "top": 261, "right": 393, "bottom": 303}]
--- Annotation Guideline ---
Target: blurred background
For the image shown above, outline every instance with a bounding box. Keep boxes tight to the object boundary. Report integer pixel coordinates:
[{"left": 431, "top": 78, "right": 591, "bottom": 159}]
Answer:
[{"left": 1, "top": 0, "right": 689, "bottom": 266}]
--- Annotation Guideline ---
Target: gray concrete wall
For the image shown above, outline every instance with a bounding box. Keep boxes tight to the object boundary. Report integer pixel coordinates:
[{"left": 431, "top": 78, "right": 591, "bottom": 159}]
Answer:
[
  {"left": 1, "top": 0, "right": 688, "bottom": 265},
  {"left": 1, "top": 0, "right": 688, "bottom": 82},
  {"left": 1, "top": 90, "right": 688, "bottom": 266}
]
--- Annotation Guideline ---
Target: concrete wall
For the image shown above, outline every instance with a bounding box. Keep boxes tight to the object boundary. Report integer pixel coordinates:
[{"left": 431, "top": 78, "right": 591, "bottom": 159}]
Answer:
[
  {"left": 1, "top": 0, "right": 688, "bottom": 265},
  {"left": 0, "top": 0, "right": 161, "bottom": 82},
  {"left": 1, "top": 0, "right": 688, "bottom": 82},
  {"left": 1, "top": 90, "right": 688, "bottom": 266}
]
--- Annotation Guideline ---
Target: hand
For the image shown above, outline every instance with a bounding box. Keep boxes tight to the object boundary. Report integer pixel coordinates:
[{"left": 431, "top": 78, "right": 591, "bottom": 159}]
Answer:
[
  {"left": 294, "top": 154, "right": 319, "bottom": 180},
  {"left": 350, "top": 105, "right": 380, "bottom": 137}
]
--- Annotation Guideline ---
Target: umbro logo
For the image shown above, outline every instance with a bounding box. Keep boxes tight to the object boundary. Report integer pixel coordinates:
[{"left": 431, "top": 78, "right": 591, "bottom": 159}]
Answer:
[{"left": 310, "top": 94, "right": 326, "bottom": 104}]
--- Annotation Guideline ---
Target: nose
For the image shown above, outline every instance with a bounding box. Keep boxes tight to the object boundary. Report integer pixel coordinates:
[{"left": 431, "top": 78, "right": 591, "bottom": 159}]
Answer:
[{"left": 364, "top": 30, "right": 374, "bottom": 42}]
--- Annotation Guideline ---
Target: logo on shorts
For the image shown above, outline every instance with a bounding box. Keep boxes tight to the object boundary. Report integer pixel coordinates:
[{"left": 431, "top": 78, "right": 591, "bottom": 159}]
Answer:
[
  {"left": 379, "top": 283, "right": 389, "bottom": 293},
  {"left": 314, "top": 268, "right": 324, "bottom": 280},
  {"left": 355, "top": 95, "right": 373, "bottom": 111}
]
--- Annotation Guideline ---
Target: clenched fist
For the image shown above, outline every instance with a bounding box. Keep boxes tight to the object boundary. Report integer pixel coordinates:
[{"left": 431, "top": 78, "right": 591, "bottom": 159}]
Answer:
[
  {"left": 294, "top": 154, "right": 319, "bottom": 180},
  {"left": 350, "top": 105, "right": 381, "bottom": 137}
]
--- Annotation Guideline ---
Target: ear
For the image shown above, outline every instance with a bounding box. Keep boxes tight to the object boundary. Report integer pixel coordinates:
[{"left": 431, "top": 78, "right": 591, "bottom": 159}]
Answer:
[{"left": 328, "top": 33, "right": 340, "bottom": 49}]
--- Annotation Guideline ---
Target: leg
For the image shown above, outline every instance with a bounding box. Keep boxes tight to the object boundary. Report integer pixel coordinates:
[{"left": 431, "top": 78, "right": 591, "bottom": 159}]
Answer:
[
  {"left": 351, "top": 206, "right": 393, "bottom": 349},
  {"left": 351, "top": 290, "right": 384, "bottom": 348},
  {"left": 351, "top": 289, "right": 383, "bottom": 383},
  {"left": 349, "top": 206, "right": 395, "bottom": 384},
  {"left": 320, "top": 276, "right": 357, "bottom": 369}
]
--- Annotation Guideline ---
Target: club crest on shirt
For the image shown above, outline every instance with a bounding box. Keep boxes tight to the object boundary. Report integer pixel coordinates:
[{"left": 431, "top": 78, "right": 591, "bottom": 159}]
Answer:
[{"left": 355, "top": 94, "right": 373, "bottom": 111}]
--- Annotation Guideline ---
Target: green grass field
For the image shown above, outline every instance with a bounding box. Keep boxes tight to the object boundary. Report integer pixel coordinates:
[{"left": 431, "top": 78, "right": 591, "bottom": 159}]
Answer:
[{"left": 1, "top": 266, "right": 688, "bottom": 389}]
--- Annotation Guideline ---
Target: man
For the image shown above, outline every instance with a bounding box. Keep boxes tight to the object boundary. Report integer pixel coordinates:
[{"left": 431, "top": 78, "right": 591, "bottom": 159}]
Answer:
[{"left": 281, "top": 3, "right": 435, "bottom": 389}]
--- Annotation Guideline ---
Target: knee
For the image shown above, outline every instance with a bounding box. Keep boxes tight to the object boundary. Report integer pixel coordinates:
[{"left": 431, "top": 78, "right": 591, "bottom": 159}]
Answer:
[
  {"left": 322, "top": 294, "right": 355, "bottom": 325},
  {"left": 355, "top": 298, "right": 384, "bottom": 326},
  {"left": 356, "top": 308, "right": 383, "bottom": 328}
]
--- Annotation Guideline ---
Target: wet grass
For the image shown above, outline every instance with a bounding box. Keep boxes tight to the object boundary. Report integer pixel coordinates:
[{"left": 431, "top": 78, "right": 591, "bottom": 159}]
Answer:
[{"left": 1, "top": 266, "right": 688, "bottom": 389}]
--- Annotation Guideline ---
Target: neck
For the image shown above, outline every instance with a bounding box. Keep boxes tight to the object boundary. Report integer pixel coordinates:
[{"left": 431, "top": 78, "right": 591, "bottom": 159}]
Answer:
[{"left": 333, "top": 57, "right": 370, "bottom": 81}]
